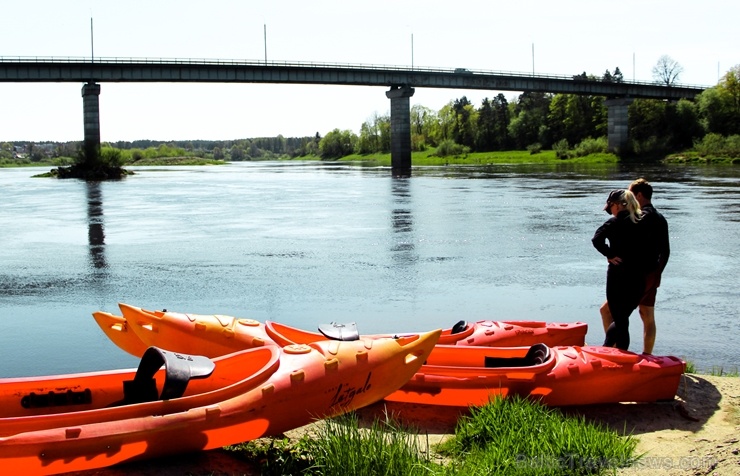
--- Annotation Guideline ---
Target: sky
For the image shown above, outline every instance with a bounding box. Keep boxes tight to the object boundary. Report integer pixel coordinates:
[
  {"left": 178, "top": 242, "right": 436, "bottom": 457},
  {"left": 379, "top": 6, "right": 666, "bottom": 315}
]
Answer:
[{"left": 1, "top": 0, "right": 737, "bottom": 143}]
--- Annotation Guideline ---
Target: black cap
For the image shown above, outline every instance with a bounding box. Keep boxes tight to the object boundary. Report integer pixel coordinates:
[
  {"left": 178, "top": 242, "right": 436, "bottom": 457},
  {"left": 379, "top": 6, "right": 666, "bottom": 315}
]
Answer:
[{"left": 604, "top": 189, "right": 624, "bottom": 211}]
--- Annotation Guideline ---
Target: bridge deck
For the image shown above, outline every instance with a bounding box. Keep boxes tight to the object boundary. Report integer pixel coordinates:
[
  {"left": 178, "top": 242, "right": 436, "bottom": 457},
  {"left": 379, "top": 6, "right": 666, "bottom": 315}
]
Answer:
[{"left": 0, "top": 57, "right": 705, "bottom": 99}]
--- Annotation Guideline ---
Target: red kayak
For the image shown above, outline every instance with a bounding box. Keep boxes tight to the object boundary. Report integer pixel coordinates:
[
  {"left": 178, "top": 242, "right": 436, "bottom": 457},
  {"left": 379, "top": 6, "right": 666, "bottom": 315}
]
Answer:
[{"left": 384, "top": 343, "right": 685, "bottom": 406}]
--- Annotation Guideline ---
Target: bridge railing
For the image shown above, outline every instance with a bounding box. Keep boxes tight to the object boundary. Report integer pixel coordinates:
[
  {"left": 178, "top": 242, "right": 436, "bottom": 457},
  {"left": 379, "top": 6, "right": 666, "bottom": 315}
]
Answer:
[{"left": 0, "top": 56, "right": 711, "bottom": 89}]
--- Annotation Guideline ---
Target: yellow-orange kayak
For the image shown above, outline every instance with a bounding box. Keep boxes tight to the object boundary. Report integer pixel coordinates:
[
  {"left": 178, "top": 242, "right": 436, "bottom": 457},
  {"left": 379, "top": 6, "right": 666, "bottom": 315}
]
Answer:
[
  {"left": 94, "top": 304, "right": 273, "bottom": 358},
  {"left": 96, "top": 303, "right": 586, "bottom": 359},
  {"left": 0, "top": 331, "right": 439, "bottom": 474},
  {"left": 384, "top": 343, "right": 685, "bottom": 406},
  {"left": 92, "top": 311, "right": 151, "bottom": 357}
]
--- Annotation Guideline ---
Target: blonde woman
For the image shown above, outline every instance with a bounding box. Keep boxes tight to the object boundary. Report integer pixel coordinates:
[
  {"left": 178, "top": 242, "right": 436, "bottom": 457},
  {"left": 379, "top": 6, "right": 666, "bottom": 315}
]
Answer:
[{"left": 592, "top": 189, "right": 648, "bottom": 350}]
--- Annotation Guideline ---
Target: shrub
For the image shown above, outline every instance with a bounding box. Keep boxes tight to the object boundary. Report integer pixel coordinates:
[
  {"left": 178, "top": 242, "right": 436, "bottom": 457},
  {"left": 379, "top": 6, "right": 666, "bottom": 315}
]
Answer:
[
  {"left": 100, "top": 146, "right": 126, "bottom": 167},
  {"left": 573, "top": 137, "right": 608, "bottom": 157},
  {"left": 434, "top": 139, "right": 468, "bottom": 157},
  {"left": 527, "top": 142, "right": 542, "bottom": 154},
  {"left": 727, "top": 135, "right": 740, "bottom": 156},
  {"left": 631, "top": 135, "right": 671, "bottom": 157},
  {"left": 694, "top": 133, "right": 740, "bottom": 158},
  {"left": 552, "top": 139, "right": 570, "bottom": 159},
  {"left": 694, "top": 133, "right": 726, "bottom": 156}
]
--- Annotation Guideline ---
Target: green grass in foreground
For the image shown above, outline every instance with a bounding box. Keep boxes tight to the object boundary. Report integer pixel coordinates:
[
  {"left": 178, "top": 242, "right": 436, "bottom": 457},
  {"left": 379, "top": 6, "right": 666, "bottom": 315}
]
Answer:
[{"left": 228, "top": 396, "right": 638, "bottom": 476}]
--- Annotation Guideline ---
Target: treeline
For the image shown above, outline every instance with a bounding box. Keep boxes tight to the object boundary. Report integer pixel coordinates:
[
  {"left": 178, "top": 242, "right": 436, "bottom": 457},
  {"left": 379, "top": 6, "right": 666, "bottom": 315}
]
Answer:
[
  {"left": 107, "top": 136, "right": 320, "bottom": 160},
  {"left": 319, "top": 65, "right": 740, "bottom": 159},
  {"left": 3, "top": 65, "right": 739, "bottom": 165},
  {"left": 2, "top": 136, "right": 320, "bottom": 165}
]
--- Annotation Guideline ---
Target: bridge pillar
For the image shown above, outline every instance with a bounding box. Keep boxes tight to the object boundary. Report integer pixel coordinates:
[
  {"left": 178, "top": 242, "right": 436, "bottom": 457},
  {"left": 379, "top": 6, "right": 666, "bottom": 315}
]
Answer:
[
  {"left": 604, "top": 98, "right": 633, "bottom": 155},
  {"left": 386, "top": 86, "right": 415, "bottom": 177},
  {"left": 81, "top": 82, "right": 101, "bottom": 163}
]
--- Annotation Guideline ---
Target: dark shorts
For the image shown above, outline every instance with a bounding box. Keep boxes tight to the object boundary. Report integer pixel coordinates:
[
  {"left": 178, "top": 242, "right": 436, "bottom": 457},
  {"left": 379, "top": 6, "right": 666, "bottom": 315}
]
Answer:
[{"left": 639, "top": 271, "right": 661, "bottom": 307}]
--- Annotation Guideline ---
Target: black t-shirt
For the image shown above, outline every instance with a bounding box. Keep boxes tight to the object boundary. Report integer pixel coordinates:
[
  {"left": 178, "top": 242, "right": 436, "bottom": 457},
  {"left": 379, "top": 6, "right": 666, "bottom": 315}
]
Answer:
[
  {"left": 592, "top": 210, "right": 649, "bottom": 272},
  {"left": 640, "top": 204, "right": 670, "bottom": 273}
]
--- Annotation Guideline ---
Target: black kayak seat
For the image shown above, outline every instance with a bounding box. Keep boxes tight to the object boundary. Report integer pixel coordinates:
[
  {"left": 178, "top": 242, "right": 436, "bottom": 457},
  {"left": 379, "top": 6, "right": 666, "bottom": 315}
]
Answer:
[
  {"left": 451, "top": 320, "right": 468, "bottom": 334},
  {"left": 123, "top": 347, "right": 216, "bottom": 404},
  {"left": 484, "top": 343, "right": 551, "bottom": 368},
  {"left": 318, "top": 322, "right": 360, "bottom": 341}
]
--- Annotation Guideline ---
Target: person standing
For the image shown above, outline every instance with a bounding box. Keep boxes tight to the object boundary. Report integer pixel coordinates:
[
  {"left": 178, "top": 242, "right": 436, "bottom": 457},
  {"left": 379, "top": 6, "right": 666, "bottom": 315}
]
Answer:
[
  {"left": 600, "top": 178, "right": 670, "bottom": 354},
  {"left": 592, "top": 189, "right": 647, "bottom": 350}
]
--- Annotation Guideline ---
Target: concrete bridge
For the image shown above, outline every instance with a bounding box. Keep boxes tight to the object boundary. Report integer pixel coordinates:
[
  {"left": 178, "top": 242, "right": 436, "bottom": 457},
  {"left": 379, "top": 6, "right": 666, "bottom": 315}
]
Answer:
[{"left": 0, "top": 57, "right": 707, "bottom": 176}]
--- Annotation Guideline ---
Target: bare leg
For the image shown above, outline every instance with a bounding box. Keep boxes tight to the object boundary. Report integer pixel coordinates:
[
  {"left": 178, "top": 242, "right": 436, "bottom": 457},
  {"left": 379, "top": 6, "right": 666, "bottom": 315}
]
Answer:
[
  {"left": 639, "top": 305, "right": 656, "bottom": 354},
  {"left": 599, "top": 300, "right": 612, "bottom": 333}
]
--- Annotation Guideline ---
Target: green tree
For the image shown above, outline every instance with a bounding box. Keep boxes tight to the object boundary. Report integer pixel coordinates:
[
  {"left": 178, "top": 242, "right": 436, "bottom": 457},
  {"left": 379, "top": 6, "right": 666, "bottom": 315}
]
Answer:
[
  {"left": 722, "top": 65, "right": 740, "bottom": 115},
  {"left": 671, "top": 99, "right": 704, "bottom": 149},
  {"left": 451, "top": 96, "right": 477, "bottom": 149},
  {"left": 437, "top": 102, "right": 456, "bottom": 143},
  {"left": 491, "top": 94, "right": 511, "bottom": 150},
  {"left": 357, "top": 112, "right": 390, "bottom": 154},
  {"left": 319, "top": 129, "right": 357, "bottom": 159},
  {"left": 628, "top": 98, "right": 695, "bottom": 155},
  {"left": 547, "top": 94, "right": 569, "bottom": 144},
  {"left": 0, "top": 142, "right": 13, "bottom": 160},
  {"left": 377, "top": 115, "right": 391, "bottom": 153},
  {"left": 508, "top": 92, "right": 551, "bottom": 148},
  {"left": 230, "top": 145, "right": 245, "bottom": 161},
  {"left": 613, "top": 67, "right": 624, "bottom": 83},
  {"left": 475, "top": 98, "right": 496, "bottom": 151},
  {"left": 700, "top": 65, "right": 740, "bottom": 135},
  {"left": 212, "top": 147, "right": 224, "bottom": 160},
  {"left": 410, "top": 104, "right": 438, "bottom": 147},
  {"left": 697, "top": 87, "right": 737, "bottom": 136}
]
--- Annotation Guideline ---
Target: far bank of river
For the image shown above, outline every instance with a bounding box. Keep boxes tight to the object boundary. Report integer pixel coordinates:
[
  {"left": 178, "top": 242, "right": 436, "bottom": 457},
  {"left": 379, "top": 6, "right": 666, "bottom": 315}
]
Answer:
[{"left": 3, "top": 147, "right": 738, "bottom": 171}]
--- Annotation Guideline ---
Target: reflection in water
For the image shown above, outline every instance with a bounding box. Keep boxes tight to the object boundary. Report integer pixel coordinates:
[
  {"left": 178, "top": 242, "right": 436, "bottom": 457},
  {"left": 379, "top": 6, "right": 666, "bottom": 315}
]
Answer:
[
  {"left": 390, "top": 178, "right": 416, "bottom": 264},
  {"left": 86, "top": 182, "right": 108, "bottom": 270}
]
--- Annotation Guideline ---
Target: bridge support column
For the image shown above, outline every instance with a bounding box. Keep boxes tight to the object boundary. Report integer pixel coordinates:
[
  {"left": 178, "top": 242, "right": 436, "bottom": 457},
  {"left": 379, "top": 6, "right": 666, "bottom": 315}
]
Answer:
[
  {"left": 82, "top": 82, "right": 101, "bottom": 163},
  {"left": 604, "top": 98, "right": 633, "bottom": 156},
  {"left": 386, "top": 86, "right": 415, "bottom": 177}
]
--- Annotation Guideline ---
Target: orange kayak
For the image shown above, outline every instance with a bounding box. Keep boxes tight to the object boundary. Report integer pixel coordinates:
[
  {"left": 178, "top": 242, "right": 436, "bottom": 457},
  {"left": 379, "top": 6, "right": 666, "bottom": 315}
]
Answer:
[
  {"left": 95, "top": 304, "right": 273, "bottom": 358},
  {"left": 0, "top": 331, "right": 439, "bottom": 474},
  {"left": 384, "top": 344, "right": 685, "bottom": 406},
  {"left": 96, "top": 303, "right": 586, "bottom": 359}
]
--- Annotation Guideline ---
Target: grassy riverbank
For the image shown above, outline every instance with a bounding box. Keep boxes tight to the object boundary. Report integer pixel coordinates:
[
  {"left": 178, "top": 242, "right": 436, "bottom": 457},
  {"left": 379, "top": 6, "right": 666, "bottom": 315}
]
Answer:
[
  {"left": 5, "top": 148, "right": 738, "bottom": 170},
  {"left": 330, "top": 149, "right": 620, "bottom": 166},
  {"left": 226, "top": 395, "right": 639, "bottom": 476}
]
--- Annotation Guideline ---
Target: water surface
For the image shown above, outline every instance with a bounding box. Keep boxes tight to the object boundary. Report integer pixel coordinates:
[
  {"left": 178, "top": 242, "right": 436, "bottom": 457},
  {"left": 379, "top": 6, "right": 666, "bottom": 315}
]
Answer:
[{"left": 1, "top": 162, "right": 738, "bottom": 376}]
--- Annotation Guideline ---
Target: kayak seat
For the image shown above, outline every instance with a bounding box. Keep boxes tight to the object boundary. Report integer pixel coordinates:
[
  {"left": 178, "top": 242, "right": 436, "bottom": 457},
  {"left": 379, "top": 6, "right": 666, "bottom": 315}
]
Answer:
[
  {"left": 123, "top": 347, "right": 216, "bottom": 404},
  {"left": 484, "top": 343, "right": 551, "bottom": 368},
  {"left": 451, "top": 320, "right": 468, "bottom": 334},
  {"left": 318, "top": 322, "right": 360, "bottom": 341},
  {"left": 525, "top": 343, "right": 550, "bottom": 365}
]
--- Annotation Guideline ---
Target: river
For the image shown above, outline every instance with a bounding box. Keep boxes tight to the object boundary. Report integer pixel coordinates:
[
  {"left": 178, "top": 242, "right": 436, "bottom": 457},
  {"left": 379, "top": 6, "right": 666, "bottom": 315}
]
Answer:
[{"left": 0, "top": 161, "right": 738, "bottom": 377}]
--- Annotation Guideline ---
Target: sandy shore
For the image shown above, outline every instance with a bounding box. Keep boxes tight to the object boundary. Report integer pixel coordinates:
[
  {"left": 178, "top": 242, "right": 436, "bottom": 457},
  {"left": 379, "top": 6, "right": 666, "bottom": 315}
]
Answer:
[{"left": 70, "top": 373, "right": 739, "bottom": 475}]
